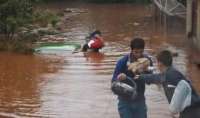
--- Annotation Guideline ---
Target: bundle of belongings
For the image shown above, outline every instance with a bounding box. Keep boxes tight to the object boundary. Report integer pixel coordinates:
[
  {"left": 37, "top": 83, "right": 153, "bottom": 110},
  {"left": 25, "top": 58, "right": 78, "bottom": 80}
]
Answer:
[{"left": 128, "top": 58, "right": 151, "bottom": 73}]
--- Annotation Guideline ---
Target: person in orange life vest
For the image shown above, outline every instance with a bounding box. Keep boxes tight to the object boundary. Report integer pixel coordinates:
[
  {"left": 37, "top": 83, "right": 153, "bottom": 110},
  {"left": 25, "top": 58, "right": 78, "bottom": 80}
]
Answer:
[{"left": 82, "top": 30, "right": 104, "bottom": 52}]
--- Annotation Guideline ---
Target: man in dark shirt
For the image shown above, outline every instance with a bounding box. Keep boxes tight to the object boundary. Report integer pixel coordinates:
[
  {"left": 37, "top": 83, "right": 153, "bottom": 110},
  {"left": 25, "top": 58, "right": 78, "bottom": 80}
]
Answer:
[
  {"left": 138, "top": 50, "right": 200, "bottom": 118},
  {"left": 112, "top": 38, "right": 152, "bottom": 118}
]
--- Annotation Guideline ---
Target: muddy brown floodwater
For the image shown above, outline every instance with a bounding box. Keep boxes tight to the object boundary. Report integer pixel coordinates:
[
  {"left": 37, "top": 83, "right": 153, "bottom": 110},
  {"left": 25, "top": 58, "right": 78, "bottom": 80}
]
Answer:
[{"left": 0, "top": 2, "right": 199, "bottom": 118}]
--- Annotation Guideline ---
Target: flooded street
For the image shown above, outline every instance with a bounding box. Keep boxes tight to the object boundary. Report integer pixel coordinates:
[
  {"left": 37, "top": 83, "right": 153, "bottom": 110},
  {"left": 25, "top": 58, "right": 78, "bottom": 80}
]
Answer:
[{"left": 0, "top": 2, "right": 199, "bottom": 118}]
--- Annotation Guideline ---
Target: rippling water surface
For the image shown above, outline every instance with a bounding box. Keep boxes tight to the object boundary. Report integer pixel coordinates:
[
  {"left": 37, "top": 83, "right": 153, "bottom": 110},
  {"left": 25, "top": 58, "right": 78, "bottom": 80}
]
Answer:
[{"left": 0, "top": 2, "right": 199, "bottom": 118}]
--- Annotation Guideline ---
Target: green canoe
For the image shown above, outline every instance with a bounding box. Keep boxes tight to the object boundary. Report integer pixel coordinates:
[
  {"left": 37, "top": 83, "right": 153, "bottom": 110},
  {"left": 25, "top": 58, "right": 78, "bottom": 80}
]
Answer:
[{"left": 35, "top": 42, "right": 81, "bottom": 52}]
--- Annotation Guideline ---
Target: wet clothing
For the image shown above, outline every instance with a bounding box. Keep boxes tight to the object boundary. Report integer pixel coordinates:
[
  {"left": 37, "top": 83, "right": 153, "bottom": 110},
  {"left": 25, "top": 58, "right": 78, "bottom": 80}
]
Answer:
[
  {"left": 112, "top": 53, "right": 152, "bottom": 118},
  {"left": 180, "top": 103, "right": 200, "bottom": 118},
  {"left": 140, "top": 66, "right": 200, "bottom": 118},
  {"left": 118, "top": 100, "right": 147, "bottom": 118},
  {"left": 88, "top": 37, "right": 104, "bottom": 49},
  {"left": 82, "top": 37, "right": 104, "bottom": 52}
]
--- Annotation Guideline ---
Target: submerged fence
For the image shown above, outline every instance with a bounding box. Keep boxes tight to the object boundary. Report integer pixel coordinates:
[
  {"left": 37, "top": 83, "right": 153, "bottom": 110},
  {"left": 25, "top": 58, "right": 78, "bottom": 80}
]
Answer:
[{"left": 152, "top": 0, "right": 186, "bottom": 18}]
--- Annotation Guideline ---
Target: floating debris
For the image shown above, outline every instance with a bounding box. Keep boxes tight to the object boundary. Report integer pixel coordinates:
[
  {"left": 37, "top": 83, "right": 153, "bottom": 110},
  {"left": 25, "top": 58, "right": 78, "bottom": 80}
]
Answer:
[
  {"left": 34, "top": 42, "right": 81, "bottom": 54},
  {"left": 64, "top": 8, "right": 88, "bottom": 13}
]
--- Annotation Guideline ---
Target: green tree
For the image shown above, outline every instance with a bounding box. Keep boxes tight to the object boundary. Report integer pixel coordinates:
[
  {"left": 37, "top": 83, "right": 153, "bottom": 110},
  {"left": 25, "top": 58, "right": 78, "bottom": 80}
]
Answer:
[{"left": 0, "top": 0, "right": 34, "bottom": 40}]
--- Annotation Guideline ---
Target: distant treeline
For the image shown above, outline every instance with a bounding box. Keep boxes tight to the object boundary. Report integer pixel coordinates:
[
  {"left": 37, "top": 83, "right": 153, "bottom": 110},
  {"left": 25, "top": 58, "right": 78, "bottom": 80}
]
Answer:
[
  {"left": 41, "top": 0, "right": 151, "bottom": 4},
  {"left": 41, "top": 0, "right": 187, "bottom": 5},
  {"left": 86, "top": 0, "right": 151, "bottom": 3}
]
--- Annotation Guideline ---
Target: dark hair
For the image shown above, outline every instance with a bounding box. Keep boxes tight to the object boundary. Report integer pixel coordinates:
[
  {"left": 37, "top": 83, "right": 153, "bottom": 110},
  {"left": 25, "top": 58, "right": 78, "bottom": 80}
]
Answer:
[
  {"left": 130, "top": 38, "right": 145, "bottom": 50},
  {"left": 157, "top": 50, "right": 173, "bottom": 67},
  {"left": 90, "top": 30, "right": 101, "bottom": 38}
]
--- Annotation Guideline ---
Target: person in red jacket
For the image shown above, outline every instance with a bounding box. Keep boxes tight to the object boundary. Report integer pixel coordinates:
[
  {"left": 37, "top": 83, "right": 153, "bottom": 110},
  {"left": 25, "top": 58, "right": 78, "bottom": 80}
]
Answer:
[{"left": 82, "top": 30, "right": 104, "bottom": 52}]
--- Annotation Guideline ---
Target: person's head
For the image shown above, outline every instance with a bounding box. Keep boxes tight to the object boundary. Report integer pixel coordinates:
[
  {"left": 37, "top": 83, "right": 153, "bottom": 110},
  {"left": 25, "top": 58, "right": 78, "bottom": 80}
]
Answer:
[
  {"left": 156, "top": 50, "right": 173, "bottom": 73},
  {"left": 130, "top": 38, "right": 145, "bottom": 59},
  {"left": 90, "top": 30, "right": 102, "bottom": 38}
]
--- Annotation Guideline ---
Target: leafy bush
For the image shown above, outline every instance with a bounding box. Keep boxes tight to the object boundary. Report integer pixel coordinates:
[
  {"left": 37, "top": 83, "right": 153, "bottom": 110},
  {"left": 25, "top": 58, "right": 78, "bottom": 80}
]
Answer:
[
  {"left": 33, "top": 10, "right": 60, "bottom": 27},
  {"left": 0, "top": 0, "right": 34, "bottom": 40},
  {"left": 0, "top": 0, "right": 60, "bottom": 53}
]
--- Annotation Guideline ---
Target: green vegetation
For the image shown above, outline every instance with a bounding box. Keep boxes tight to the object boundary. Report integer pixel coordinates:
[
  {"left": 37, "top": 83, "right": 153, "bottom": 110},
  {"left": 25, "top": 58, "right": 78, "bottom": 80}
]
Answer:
[
  {"left": 39, "top": 0, "right": 151, "bottom": 4},
  {"left": 0, "top": 0, "right": 60, "bottom": 53},
  {"left": 33, "top": 10, "right": 60, "bottom": 27},
  {"left": 85, "top": 0, "right": 151, "bottom": 3},
  {"left": 0, "top": 0, "right": 34, "bottom": 40},
  {"left": 0, "top": 0, "right": 35, "bottom": 53}
]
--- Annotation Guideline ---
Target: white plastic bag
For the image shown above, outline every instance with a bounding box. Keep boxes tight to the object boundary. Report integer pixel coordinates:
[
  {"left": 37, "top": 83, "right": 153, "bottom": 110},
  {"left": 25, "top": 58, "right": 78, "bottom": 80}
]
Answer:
[{"left": 169, "top": 80, "right": 192, "bottom": 113}]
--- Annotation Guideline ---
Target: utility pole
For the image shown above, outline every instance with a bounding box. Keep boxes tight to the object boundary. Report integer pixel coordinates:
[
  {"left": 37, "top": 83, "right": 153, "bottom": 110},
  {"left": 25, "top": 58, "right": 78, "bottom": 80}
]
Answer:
[
  {"left": 187, "top": 0, "right": 200, "bottom": 50},
  {"left": 197, "top": 0, "right": 200, "bottom": 50},
  {"left": 186, "top": 0, "right": 193, "bottom": 35}
]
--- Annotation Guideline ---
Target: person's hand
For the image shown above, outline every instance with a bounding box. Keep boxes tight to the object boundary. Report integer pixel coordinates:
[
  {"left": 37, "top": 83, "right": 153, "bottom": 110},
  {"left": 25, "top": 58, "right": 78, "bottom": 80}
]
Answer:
[
  {"left": 134, "top": 75, "right": 140, "bottom": 80},
  {"left": 171, "top": 112, "right": 180, "bottom": 118},
  {"left": 117, "top": 73, "right": 126, "bottom": 81}
]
